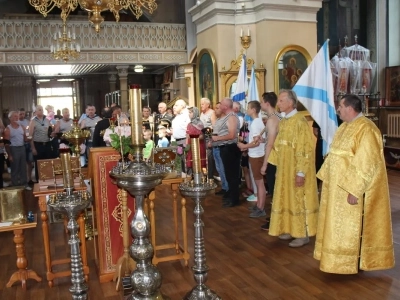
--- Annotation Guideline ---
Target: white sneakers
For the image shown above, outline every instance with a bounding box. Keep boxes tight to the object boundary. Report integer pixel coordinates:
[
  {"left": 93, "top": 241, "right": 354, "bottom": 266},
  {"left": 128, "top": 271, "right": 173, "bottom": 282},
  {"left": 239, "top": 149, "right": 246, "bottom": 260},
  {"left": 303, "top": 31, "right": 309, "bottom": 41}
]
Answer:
[
  {"left": 289, "top": 237, "right": 310, "bottom": 248},
  {"left": 278, "top": 234, "right": 310, "bottom": 247},
  {"left": 278, "top": 234, "right": 292, "bottom": 240},
  {"left": 246, "top": 194, "right": 257, "bottom": 201}
]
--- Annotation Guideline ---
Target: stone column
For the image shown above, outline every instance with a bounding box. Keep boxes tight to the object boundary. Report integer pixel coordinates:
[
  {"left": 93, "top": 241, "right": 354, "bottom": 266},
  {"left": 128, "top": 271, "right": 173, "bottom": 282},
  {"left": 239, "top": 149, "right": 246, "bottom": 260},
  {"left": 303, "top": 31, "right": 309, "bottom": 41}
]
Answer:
[
  {"left": 117, "top": 66, "right": 129, "bottom": 112},
  {"left": 108, "top": 71, "right": 118, "bottom": 93},
  {"left": 107, "top": 71, "right": 118, "bottom": 107}
]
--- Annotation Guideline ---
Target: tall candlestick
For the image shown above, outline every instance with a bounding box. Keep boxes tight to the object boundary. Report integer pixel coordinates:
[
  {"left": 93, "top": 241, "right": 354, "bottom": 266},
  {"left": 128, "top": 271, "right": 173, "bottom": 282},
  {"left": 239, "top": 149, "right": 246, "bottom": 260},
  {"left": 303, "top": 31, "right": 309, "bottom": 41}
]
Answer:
[
  {"left": 59, "top": 149, "right": 74, "bottom": 191},
  {"left": 129, "top": 84, "right": 143, "bottom": 146}
]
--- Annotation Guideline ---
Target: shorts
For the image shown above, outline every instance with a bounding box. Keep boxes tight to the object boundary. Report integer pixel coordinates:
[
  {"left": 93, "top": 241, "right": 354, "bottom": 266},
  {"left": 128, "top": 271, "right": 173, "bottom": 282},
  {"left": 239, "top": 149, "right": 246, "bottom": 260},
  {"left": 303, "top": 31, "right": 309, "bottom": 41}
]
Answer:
[
  {"left": 249, "top": 156, "right": 265, "bottom": 180},
  {"left": 241, "top": 152, "right": 249, "bottom": 167}
]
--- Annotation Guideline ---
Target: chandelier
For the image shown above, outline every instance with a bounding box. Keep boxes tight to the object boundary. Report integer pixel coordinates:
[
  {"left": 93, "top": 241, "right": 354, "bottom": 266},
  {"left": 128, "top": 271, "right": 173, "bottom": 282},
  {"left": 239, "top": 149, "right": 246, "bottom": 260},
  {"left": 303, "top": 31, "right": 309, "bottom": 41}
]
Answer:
[
  {"left": 28, "top": 0, "right": 158, "bottom": 32},
  {"left": 50, "top": 20, "right": 81, "bottom": 62}
]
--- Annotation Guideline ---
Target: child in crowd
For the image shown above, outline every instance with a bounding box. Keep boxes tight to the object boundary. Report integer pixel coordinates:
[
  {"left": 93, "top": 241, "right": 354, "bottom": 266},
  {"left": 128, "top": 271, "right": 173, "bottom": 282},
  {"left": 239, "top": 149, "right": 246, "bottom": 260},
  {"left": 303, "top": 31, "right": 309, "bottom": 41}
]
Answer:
[
  {"left": 237, "top": 101, "right": 266, "bottom": 218},
  {"left": 157, "top": 126, "right": 169, "bottom": 147},
  {"left": 143, "top": 129, "right": 154, "bottom": 161}
]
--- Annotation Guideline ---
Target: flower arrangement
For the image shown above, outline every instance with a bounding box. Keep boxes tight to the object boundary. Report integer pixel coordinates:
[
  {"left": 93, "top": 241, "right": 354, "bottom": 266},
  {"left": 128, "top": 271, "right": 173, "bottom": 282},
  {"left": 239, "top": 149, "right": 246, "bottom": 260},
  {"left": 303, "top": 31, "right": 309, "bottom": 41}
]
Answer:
[{"left": 103, "top": 121, "right": 132, "bottom": 156}]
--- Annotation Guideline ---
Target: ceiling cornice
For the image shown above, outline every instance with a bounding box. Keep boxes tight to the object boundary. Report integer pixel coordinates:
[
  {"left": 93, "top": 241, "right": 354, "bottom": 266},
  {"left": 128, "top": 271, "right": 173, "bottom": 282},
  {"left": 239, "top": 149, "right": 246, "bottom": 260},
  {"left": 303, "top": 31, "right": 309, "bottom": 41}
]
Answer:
[{"left": 189, "top": 0, "right": 322, "bottom": 34}]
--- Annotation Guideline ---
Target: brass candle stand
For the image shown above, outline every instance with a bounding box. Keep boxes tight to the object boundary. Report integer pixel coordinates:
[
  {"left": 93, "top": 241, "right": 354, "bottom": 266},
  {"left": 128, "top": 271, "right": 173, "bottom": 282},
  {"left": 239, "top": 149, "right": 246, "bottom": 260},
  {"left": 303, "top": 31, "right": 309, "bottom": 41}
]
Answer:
[
  {"left": 62, "top": 120, "right": 91, "bottom": 157},
  {"left": 47, "top": 148, "right": 92, "bottom": 300},
  {"left": 179, "top": 135, "right": 220, "bottom": 299},
  {"left": 240, "top": 35, "right": 251, "bottom": 49},
  {"left": 110, "top": 85, "right": 170, "bottom": 299}
]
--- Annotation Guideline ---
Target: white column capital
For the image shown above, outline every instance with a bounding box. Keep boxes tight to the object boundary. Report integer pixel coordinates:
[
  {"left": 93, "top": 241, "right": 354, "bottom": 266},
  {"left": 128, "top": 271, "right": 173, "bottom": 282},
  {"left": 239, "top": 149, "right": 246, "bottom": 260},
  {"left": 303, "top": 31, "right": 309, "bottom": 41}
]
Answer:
[
  {"left": 108, "top": 71, "right": 118, "bottom": 83},
  {"left": 116, "top": 66, "right": 129, "bottom": 78}
]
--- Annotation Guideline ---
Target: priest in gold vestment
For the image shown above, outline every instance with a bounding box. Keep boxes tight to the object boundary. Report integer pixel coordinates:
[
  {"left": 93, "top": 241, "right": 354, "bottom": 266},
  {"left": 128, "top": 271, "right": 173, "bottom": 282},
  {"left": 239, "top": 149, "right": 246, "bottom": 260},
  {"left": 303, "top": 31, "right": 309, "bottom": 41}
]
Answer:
[
  {"left": 314, "top": 95, "right": 395, "bottom": 274},
  {"left": 268, "top": 90, "right": 319, "bottom": 247}
]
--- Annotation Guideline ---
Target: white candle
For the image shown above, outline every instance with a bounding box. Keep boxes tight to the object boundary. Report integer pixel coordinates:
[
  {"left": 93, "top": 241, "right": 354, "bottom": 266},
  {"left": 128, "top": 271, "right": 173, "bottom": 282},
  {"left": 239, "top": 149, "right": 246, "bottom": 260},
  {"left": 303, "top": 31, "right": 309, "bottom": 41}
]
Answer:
[
  {"left": 68, "top": 31, "right": 71, "bottom": 39},
  {"left": 58, "top": 31, "right": 61, "bottom": 39},
  {"left": 248, "top": 27, "right": 250, "bottom": 36},
  {"left": 77, "top": 44, "right": 81, "bottom": 52},
  {"left": 240, "top": 28, "right": 243, "bottom": 37}
]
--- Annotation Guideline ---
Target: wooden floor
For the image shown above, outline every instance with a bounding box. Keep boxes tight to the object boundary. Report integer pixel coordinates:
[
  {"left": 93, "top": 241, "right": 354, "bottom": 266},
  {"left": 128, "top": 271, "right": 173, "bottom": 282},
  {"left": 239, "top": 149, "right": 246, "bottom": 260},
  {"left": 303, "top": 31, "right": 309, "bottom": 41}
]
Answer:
[{"left": 0, "top": 170, "right": 399, "bottom": 300}]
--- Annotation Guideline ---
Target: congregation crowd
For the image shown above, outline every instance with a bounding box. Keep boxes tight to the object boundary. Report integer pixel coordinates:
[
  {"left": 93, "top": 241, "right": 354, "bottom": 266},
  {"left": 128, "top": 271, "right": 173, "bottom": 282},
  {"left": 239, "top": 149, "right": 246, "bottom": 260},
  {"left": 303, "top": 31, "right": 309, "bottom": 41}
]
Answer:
[{"left": 0, "top": 89, "right": 394, "bottom": 274}]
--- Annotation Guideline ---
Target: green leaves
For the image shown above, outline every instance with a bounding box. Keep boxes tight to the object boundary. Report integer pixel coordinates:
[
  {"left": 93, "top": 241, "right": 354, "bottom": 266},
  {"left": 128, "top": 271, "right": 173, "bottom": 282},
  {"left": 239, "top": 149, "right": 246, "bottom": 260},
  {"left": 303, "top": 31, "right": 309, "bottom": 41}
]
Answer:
[{"left": 110, "top": 133, "right": 131, "bottom": 155}]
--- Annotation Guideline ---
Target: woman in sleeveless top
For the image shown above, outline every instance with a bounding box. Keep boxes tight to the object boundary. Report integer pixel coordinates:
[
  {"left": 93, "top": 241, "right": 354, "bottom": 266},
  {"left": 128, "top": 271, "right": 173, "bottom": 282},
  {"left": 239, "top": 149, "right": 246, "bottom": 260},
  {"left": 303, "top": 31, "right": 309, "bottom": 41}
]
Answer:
[{"left": 4, "top": 111, "right": 30, "bottom": 189}]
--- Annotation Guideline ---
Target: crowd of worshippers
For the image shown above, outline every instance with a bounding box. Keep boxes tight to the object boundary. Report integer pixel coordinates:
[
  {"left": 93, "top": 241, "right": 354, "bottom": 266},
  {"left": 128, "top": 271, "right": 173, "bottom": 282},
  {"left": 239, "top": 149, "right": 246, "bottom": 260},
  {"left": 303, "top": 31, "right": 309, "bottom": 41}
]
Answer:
[
  {"left": 88, "top": 91, "right": 392, "bottom": 275},
  {"left": 0, "top": 104, "right": 86, "bottom": 190},
  {"left": 0, "top": 91, "right": 394, "bottom": 275}
]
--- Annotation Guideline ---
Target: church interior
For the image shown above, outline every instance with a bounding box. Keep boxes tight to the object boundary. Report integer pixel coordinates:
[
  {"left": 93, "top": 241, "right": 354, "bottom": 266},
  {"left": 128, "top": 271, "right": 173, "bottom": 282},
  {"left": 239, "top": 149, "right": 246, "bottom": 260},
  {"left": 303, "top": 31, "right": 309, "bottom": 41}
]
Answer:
[{"left": 0, "top": 0, "right": 399, "bottom": 299}]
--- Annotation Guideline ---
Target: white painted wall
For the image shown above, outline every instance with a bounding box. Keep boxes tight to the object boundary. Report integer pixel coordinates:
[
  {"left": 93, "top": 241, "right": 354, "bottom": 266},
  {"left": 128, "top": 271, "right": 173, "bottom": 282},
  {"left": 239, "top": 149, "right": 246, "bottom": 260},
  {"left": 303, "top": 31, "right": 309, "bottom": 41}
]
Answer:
[{"left": 388, "top": 0, "right": 400, "bottom": 66}]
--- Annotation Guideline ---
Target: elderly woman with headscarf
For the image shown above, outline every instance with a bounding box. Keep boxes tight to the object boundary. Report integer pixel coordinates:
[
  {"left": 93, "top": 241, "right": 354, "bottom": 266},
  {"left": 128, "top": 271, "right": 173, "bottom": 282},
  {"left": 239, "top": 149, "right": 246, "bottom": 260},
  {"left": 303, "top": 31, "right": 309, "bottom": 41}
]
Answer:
[{"left": 185, "top": 106, "right": 207, "bottom": 174}]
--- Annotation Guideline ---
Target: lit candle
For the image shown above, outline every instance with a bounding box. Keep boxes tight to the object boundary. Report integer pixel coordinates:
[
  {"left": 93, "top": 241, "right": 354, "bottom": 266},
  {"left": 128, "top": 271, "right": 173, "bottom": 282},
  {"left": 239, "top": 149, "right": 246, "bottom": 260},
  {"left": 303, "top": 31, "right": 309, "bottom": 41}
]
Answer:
[{"left": 240, "top": 28, "right": 243, "bottom": 37}]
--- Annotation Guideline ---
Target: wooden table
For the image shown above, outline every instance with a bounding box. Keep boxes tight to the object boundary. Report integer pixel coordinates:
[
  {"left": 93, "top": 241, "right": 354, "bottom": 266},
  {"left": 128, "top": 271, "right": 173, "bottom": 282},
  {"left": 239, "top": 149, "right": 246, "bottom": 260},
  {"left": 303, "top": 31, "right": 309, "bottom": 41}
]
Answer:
[
  {"left": 33, "top": 183, "right": 89, "bottom": 287},
  {"left": 148, "top": 177, "right": 190, "bottom": 266},
  {"left": 0, "top": 217, "right": 42, "bottom": 290}
]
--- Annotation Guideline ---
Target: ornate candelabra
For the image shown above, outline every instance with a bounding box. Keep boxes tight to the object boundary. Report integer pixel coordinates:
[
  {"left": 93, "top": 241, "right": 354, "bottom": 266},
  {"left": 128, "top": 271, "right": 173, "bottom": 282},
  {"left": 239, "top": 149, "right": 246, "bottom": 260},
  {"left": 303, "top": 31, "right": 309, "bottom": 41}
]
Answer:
[
  {"left": 51, "top": 20, "right": 81, "bottom": 63},
  {"left": 240, "top": 27, "right": 251, "bottom": 49},
  {"left": 62, "top": 120, "right": 91, "bottom": 157},
  {"left": 110, "top": 85, "right": 169, "bottom": 299},
  {"left": 29, "top": 0, "right": 158, "bottom": 32},
  {"left": 47, "top": 148, "right": 92, "bottom": 299},
  {"left": 179, "top": 135, "right": 220, "bottom": 299}
]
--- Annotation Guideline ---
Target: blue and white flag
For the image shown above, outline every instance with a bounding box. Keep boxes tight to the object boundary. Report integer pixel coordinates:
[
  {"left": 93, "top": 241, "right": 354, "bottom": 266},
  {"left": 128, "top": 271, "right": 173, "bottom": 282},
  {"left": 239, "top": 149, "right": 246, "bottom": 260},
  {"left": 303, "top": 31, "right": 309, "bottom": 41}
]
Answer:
[
  {"left": 232, "top": 54, "right": 248, "bottom": 108},
  {"left": 293, "top": 40, "right": 338, "bottom": 155},
  {"left": 247, "top": 65, "right": 259, "bottom": 101}
]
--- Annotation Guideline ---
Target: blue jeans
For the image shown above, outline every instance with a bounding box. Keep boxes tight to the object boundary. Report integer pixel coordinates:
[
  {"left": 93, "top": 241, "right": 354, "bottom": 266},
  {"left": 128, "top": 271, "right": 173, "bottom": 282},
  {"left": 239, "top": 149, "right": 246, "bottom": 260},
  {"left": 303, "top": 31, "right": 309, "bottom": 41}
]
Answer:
[{"left": 212, "top": 147, "right": 228, "bottom": 191}]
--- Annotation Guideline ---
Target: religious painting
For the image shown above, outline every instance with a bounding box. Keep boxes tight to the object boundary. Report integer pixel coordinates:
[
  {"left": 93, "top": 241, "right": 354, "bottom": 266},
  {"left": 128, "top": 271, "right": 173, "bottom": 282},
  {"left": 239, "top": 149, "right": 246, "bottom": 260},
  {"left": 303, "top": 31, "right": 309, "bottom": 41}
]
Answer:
[
  {"left": 385, "top": 66, "right": 400, "bottom": 106},
  {"left": 196, "top": 49, "right": 218, "bottom": 107},
  {"left": 275, "top": 45, "right": 312, "bottom": 93}
]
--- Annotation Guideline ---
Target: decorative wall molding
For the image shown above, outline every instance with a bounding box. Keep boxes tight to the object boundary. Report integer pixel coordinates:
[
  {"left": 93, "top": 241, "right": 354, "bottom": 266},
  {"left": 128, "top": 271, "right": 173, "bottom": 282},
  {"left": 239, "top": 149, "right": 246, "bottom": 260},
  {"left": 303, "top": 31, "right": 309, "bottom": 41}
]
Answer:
[
  {"left": 2, "top": 51, "right": 187, "bottom": 65},
  {"left": 0, "top": 19, "right": 186, "bottom": 52}
]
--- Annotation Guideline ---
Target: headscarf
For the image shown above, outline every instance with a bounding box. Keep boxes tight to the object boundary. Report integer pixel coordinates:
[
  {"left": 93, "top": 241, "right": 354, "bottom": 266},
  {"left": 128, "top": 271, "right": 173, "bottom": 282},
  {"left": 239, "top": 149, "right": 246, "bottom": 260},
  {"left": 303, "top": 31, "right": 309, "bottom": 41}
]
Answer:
[{"left": 188, "top": 106, "right": 204, "bottom": 130}]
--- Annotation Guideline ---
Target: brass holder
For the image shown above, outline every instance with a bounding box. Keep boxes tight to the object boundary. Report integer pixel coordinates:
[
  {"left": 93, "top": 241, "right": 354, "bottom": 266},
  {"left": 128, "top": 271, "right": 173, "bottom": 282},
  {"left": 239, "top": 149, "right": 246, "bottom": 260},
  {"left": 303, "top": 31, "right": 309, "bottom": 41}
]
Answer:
[
  {"left": 62, "top": 120, "right": 90, "bottom": 157},
  {"left": 110, "top": 84, "right": 170, "bottom": 299},
  {"left": 179, "top": 135, "right": 220, "bottom": 300},
  {"left": 240, "top": 35, "right": 251, "bottom": 49}
]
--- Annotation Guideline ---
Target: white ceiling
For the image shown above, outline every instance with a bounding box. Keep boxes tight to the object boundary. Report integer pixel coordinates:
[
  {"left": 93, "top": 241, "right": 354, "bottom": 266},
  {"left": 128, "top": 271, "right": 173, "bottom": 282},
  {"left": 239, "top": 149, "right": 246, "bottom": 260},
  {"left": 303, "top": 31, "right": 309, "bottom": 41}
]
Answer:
[{"left": 0, "top": 64, "right": 169, "bottom": 78}]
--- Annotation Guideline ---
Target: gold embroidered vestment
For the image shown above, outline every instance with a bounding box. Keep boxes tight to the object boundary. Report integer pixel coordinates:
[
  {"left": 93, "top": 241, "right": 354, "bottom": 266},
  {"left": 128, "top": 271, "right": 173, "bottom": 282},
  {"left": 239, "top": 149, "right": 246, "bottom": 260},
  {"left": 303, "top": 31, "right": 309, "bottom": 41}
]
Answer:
[
  {"left": 314, "top": 116, "right": 395, "bottom": 274},
  {"left": 268, "top": 113, "right": 319, "bottom": 238}
]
